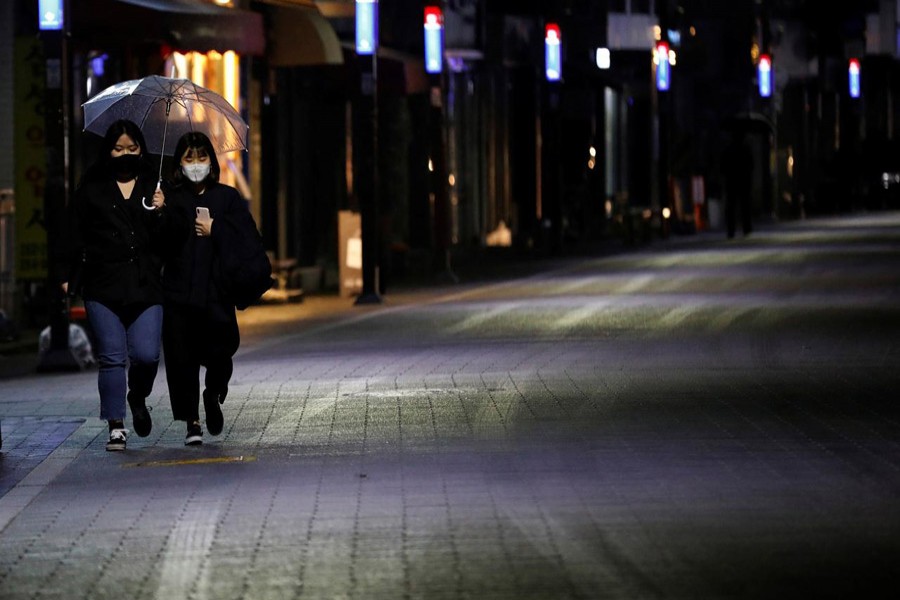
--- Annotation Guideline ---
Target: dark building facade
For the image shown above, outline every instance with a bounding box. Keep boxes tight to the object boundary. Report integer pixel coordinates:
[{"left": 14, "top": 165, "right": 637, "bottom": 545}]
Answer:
[{"left": 3, "top": 0, "right": 899, "bottom": 325}]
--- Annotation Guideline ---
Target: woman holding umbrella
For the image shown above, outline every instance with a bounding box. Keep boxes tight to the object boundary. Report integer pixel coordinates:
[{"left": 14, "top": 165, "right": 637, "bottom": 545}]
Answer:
[
  {"left": 62, "top": 119, "right": 177, "bottom": 451},
  {"left": 161, "top": 131, "right": 271, "bottom": 446}
]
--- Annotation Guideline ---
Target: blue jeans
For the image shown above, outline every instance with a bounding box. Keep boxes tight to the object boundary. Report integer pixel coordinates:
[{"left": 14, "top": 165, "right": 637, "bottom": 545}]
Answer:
[{"left": 85, "top": 301, "right": 162, "bottom": 421}]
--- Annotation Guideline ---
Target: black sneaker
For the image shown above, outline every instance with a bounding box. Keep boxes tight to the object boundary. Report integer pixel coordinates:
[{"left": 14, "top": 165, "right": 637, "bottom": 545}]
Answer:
[
  {"left": 106, "top": 428, "right": 127, "bottom": 452},
  {"left": 127, "top": 392, "right": 152, "bottom": 437},
  {"left": 203, "top": 390, "right": 224, "bottom": 436},
  {"left": 185, "top": 421, "right": 203, "bottom": 446}
]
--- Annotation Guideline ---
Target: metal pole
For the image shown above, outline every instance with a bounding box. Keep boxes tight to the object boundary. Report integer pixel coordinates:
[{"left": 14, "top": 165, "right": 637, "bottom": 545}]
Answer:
[
  {"left": 429, "top": 69, "right": 456, "bottom": 283},
  {"left": 38, "top": 0, "right": 81, "bottom": 372},
  {"left": 355, "top": 46, "right": 382, "bottom": 304}
]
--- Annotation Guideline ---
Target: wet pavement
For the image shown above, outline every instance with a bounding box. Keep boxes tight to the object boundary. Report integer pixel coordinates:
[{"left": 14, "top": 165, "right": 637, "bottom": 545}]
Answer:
[{"left": 1, "top": 212, "right": 899, "bottom": 599}]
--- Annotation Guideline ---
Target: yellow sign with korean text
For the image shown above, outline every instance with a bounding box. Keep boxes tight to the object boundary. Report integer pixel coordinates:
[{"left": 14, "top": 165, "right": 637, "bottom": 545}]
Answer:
[{"left": 14, "top": 37, "right": 48, "bottom": 281}]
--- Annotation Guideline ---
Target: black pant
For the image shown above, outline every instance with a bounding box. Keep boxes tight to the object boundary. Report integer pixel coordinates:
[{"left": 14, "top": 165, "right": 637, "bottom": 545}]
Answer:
[
  {"left": 725, "top": 191, "right": 752, "bottom": 238},
  {"left": 163, "top": 303, "right": 239, "bottom": 422}
]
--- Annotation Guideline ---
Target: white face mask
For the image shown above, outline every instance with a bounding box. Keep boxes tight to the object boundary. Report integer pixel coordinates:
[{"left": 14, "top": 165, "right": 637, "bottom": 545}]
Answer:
[{"left": 182, "top": 163, "right": 210, "bottom": 183}]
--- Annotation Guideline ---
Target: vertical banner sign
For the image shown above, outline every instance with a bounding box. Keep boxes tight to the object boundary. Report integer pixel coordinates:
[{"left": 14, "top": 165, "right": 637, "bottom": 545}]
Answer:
[
  {"left": 38, "top": 0, "right": 64, "bottom": 31},
  {"left": 849, "top": 58, "right": 861, "bottom": 99},
  {"left": 424, "top": 6, "right": 443, "bottom": 74},
  {"left": 655, "top": 41, "right": 670, "bottom": 91},
  {"left": 545, "top": 23, "right": 561, "bottom": 82},
  {"left": 758, "top": 54, "right": 772, "bottom": 97},
  {"left": 14, "top": 37, "right": 48, "bottom": 281},
  {"left": 356, "top": 0, "right": 377, "bottom": 55}
]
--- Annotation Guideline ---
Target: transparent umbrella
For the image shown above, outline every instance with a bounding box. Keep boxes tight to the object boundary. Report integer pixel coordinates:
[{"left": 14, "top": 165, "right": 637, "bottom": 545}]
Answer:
[{"left": 82, "top": 75, "right": 249, "bottom": 197}]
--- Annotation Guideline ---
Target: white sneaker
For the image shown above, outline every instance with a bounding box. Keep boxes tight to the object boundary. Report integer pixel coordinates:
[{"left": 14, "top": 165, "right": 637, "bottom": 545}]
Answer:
[
  {"left": 106, "top": 428, "right": 127, "bottom": 452},
  {"left": 185, "top": 421, "right": 203, "bottom": 446}
]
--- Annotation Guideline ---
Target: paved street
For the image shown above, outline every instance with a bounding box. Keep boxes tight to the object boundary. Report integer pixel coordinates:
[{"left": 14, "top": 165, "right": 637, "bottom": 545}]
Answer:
[{"left": 1, "top": 212, "right": 900, "bottom": 599}]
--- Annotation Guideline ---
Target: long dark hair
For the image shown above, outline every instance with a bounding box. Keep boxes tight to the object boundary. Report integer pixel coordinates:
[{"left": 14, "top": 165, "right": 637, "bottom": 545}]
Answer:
[
  {"left": 170, "top": 131, "right": 220, "bottom": 187},
  {"left": 75, "top": 120, "right": 148, "bottom": 186},
  {"left": 96, "top": 119, "right": 150, "bottom": 175},
  {"left": 103, "top": 119, "right": 148, "bottom": 157}
]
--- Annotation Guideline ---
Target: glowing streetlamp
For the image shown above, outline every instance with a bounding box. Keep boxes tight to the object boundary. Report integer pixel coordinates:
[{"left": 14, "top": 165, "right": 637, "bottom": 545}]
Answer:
[
  {"left": 758, "top": 53, "right": 772, "bottom": 98},
  {"left": 355, "top": 0, "right": 378, "bottom": 55},
  {"left": 545, "top": 23, "right": 561, "bottom": 82},
  {"left": 424, "top": 6, "right": 443, "bottom": 74},
  {"left": 354, "top": 0, "right": 381, "bottom": 303},
  {"left": 655, "top": 40, "right": 670, "bottom": 91},
  {"left": 849, "top": 58, "right": 861, "bottom": 99}
]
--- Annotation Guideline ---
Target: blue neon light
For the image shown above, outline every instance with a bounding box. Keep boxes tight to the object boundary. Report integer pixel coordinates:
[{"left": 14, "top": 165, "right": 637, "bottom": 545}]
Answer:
[
  {"left": 90, "top": 55, "right": 108, "bottom": 77},
  {"left": 758, "top": 56, "right": 772, "bottom": 98},
  {"left": 356, "top": 0, "right": 378, "bottom": 56},
  {"left": 849, "top": 60, "right": 861, "bottom": 99},
  {"left": 656, "top": 43, "right": 670, "bottom": 92},
  {"left": 39, "top": 0, "right": 64, "bottom": 31},
  {"left": 545, "top": 25, "right": 561, "bottom": 82},
  {"left": 424, "top": 13, "right": 443, "bottom": 74}
]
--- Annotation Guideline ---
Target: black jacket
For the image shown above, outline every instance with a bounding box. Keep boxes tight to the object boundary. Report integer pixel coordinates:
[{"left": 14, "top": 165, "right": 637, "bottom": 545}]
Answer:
[
  {"left": 65, "top": 164, "right": 178, "bottom": 307},
  {"left": 162, "top": 182, "right": 269, "bottom": 311}
]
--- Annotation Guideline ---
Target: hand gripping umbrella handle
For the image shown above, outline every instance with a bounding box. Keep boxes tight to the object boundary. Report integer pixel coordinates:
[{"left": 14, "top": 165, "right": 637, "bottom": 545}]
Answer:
[{"left": 142, "top": 181, "right": 161, "bottom": 210}]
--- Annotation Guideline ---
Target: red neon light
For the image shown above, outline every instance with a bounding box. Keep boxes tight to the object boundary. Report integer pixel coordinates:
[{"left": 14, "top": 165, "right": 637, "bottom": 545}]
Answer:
[
  {"left": 656, "top": 41, "right": 669, "bottom": 60},
  {"left": 759, "top": 54, "right": 771, "bottom": 69},
  {"left": 545, "top": 23, "right": 561, "bottom": 43},
  {"left": 424, "top": 6, "right": 442, "bottom": 27},
  {"left": 849, "top": 58, "right": 860, "bottom": 73}
]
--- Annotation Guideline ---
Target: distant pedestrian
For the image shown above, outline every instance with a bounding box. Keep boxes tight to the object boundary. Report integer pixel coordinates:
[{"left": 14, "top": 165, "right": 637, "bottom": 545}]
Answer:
[
  {"left": 721, "top": 129, "right": 754, "bottom": 238},
  {"left": 61, "top": 119, "right": 172, "bottom": 451},
  {"left": 161, "top": 132, "right": 271, "bottom": 446}
]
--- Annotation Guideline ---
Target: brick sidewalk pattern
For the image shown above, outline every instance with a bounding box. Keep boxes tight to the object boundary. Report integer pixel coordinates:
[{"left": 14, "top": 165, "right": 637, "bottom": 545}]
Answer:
[{"left": 1, "top": 212, "right": 900, "bottom": 599}]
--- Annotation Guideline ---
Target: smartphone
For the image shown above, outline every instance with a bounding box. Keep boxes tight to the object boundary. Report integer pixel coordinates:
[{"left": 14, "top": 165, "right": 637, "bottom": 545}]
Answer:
[{"left": 196, "top": 206, "right": 211, "bottom": 222}]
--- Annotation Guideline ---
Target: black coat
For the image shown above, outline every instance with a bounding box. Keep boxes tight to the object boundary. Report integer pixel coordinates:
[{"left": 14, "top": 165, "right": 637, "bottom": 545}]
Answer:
[
  {"left": 65, "top": 164, "right": 178, "bottom": 307},
  {"left": 162, "top": 182, "right": 269, "bottom": 312}
]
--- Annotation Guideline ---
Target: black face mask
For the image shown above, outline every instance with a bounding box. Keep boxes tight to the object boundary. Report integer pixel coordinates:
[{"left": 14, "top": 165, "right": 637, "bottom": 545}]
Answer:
[{"left": 109, "top": 153, "right": 141, "bottom": 178}]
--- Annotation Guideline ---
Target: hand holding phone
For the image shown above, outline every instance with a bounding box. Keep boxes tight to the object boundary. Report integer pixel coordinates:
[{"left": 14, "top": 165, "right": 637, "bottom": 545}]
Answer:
[{"left": 195, "top": 206, "right": 212, "bottom": 236}]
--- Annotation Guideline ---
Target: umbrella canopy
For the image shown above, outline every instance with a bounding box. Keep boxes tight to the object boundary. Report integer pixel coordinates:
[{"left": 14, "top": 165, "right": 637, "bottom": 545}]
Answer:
[{"left": 82, "top": 75, "right": 248, "bottom": 157}]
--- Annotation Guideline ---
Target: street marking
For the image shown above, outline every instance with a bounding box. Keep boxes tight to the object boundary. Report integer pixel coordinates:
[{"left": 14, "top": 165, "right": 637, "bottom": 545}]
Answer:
[
  {"left": 447, "top": 301, "right": 523, "bottom": 333},
  {"left": 123, "top": 456, "right": 256, "bottom": 468},
  {"left": 155, "top": 501, "right": 221, "bottom": 600}
]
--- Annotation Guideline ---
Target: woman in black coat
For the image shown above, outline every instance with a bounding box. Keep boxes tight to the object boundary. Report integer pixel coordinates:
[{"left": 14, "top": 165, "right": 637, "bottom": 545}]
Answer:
[
  {"left": 63, "top": 119, "right": 174, "bottom": 451},
  {"left": 162, "top": 131, "right": 266, "bottom": 446}
]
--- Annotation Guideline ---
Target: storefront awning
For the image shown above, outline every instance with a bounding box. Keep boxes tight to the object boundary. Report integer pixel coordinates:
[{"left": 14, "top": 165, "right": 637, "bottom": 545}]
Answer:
[
  {"left": 261, "top": 2, "right": 344, "bottom": 67},
  {"left": 72, "top": 0, "right": 266, "bottom": 56}
]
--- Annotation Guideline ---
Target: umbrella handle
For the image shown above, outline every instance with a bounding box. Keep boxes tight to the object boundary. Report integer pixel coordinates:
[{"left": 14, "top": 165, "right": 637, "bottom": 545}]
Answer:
[{"left": 142, "top": 180, "right": 161, "bottom": 211}]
